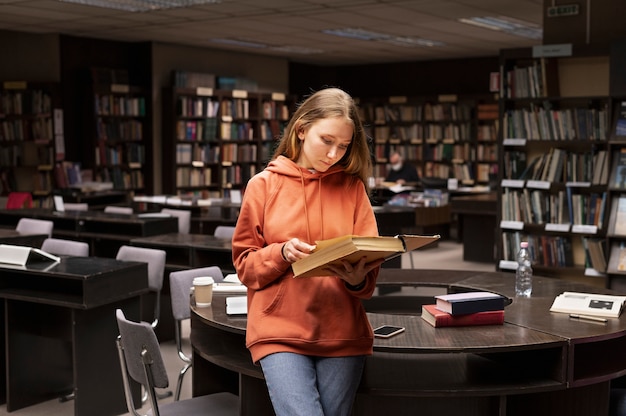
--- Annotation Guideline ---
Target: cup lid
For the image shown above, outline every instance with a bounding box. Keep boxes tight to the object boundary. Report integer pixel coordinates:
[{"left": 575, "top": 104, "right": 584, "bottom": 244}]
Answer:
[{"left": 193, "top": 276, "right": 215, "bottom": 285}]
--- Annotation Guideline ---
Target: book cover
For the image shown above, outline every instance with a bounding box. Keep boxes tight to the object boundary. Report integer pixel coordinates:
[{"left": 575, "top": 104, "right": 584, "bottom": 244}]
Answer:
[
  {"left": 291, "top": 234, "right": 440, "bottom": 278},
  {"left": 434, "top": 291, "right": 507, "bottom": 315},
  {"left": 421, "top": 304, "right": 504, "bottom": 327},
  {"left": 550, "top": 291, "right": 626, "bottom": 318},
  {"left": 608, "top": 195, "right": 626, "bottom": 236},
  {"left": 607, "top": 242, "right": 626, "bottom": 274},
  {"left": 0, "top": 244, "right": 61, "bottom": 267},
  {"left": 609, "top": 149, "right": 626, "bottom": 190},
  {"left": 614, "top": 101, "right": 626, "bottom": 137}
]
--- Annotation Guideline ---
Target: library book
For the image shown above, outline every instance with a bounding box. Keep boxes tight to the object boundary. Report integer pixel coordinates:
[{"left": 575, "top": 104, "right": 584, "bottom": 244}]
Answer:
[
  {"left": 421, "top": 304, "right": 505, "bottom": 328},
  {"left": 550, "top": 292, "right": 626, "bottom": 318},
  {"left": 291, "top": 234, "right": 440, "bottom": 278},
  {"left": 0, "top": 244, "right": 61, "bottom": 267},
  {"left": 434, "top": 291, "right": 507, "bottom": 315}
]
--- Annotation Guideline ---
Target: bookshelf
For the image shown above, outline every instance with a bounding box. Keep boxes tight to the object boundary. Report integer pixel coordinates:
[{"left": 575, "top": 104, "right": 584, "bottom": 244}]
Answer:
[
  {"left": 89, "top": 68, "right": 149, "bottom": 195},
  {"left": 0, "top": 81, "right": 63, "bottom": 207},
  {"left": 496, "top": 47, "right": 615, "bottom": 286},
  {"left": 357, "top": 94, "right": 498, "bottom": 185},
  {"left": 162, "top": 84, "right": 294, "bottom": 198}
]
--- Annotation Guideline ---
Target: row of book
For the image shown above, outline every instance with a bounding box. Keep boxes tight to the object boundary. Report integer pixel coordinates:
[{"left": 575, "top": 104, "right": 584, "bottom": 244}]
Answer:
[
  {"left": 503, "top": 59, "right": 557, "bottom": 99},
  {"left": 502, "top": 105, "right": 608, "bottom": 141},
  {"left": 94, "top": 94, "right": 146, "bottom": 117},
  {"left": 372, "top": 122, "right": 473, "bottom": 142},
  {"left": 176, "top": 119, "right": 218, "bottom": 142},
  {"left": 96, "top": 119, "right": 143, "bottom": 141},
  {"left": 0, "top": 142, "right": 54, "bottom": 167},
  {"left": 1, "top": 118, "right": 54, "bottom": 142},
  {"left": 176, "top": 166, "right": 213, "bottom": 188},
  {"left": 501, "top": 187, "right": 607, "bottom": 228},
  {"left": 504, "top": 148, "right": 609, "bottom": 184},
  {"left": 95, "top": 143, "right": 145, "bottom": 166},
  {"left": 500, "top": 231, "right": 574, "bottom": 267},
  {"left": 366, "top": 102, "right": 473, "bottom": 124},
  {"left": 0, "top": 90, "right": 52, "bottom": 115},
  {"left": 504, "top": 147, "right": 612, "bottom": 184},
  {"left": 421, "top": 291, "right": 506, "bottom": 328},
  {"left": 175, "top": 143, "right": 219, "bottom": 164},
  {"left": 95, "top": 166, "right": 144, "bottom": 190},
  {"left": 176, "top": 96, "right": 220, "bottom": 118}
]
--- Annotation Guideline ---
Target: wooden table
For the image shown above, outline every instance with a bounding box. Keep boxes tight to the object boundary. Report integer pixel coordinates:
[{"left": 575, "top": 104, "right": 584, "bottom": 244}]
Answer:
[
  {"left": 190, "top": 269, "right": 626, "bottom": 416},
  {"left": 0, "top": 228, "right": 47, "bottom": 247},
  {"left": 130, "top": 232, "right": 233, "bottom": 273},
  {"left": 0, "top": 256, "right": 148, "bottom": 416},
  {"left": 450, "top": 191, "right": 497, "bottom": 263},
  {"left": 0, "top": 208, "right": 178, "bottom": 257}
]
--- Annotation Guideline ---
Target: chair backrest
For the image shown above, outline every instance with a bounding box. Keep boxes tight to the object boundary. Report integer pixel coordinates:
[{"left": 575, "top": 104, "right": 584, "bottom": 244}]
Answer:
[
  {"left": 16, "top": 218, "right": 54, "bottom": 238},
  {"left": 64, "top": 202, "right": 89, "bottom": 211},
  {"left": 214, "top": 225, "right": 235, "bottom": 240},
  {"left": 41, "top": 238, "right": 89, "bottom": 257},
  {"left": 116, "top": 245, "right": 166, "bottom": 292},
  {"left": 161, "top": 208, "right": 191, "bottom": 234},
  {"left": 104, "top": 206, "right": 133, "bottom": 215},
  {"left": 170, "top": 266, "right": 224, "bottom": 322},
  {"left": 116, "top": 308, "right": 169, "bottom": 390}
]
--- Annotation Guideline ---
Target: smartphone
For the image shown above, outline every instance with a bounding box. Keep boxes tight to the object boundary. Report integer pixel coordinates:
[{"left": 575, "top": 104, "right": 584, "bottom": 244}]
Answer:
[{"left": 373, "top": 325, "right": 405, "bottom": 338}]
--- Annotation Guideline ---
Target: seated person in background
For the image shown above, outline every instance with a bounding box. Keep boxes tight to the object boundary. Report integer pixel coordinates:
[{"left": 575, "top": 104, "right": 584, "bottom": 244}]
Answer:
[{"left": 385, "top": 151, "right": 420, "bottom": 185}]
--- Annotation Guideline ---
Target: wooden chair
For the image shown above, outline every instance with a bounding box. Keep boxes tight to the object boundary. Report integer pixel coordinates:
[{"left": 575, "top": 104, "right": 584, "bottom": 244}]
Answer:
[{"left": 115, "top": 309, "right": 238, "bottom": 416}]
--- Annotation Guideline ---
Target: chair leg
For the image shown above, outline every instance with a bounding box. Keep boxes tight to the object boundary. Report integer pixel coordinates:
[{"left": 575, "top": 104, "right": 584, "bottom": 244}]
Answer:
[{"left": 174, "top": 363, "right": 191, "bottom": 401}]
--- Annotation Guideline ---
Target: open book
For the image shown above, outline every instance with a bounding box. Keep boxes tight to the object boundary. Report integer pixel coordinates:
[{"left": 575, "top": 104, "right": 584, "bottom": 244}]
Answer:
[
  {"left": 0, "top": 244, "right": 61, "bottom": 267},
  {"left": 292, "top": 234, "right": 440, "bottom": 278},
  {"left": 550, "top": 291, "right": 626, "bottom": 318}
]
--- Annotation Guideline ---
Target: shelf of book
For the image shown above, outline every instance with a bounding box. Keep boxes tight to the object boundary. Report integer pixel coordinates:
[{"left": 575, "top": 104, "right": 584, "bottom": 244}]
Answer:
[
  {"left": 357, "top": 94, "right": 497, "bottom": 185},
  {"left": 496, "top": 48, "right": 616, "bottom": 285},
  {"left": 88, "top": 68, "right": 149, "bottom": 195},
  {"left": 162, "top": 80, "right": 294, "bottom": 198},
  {"left": 0, "top": 81, "right": 63, "bottom": 207}
]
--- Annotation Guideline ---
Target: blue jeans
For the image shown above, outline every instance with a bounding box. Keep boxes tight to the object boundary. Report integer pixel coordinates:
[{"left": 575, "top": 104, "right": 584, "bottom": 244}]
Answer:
[{"left": 259, "top": 352, "right": 366, "bottom": 416}]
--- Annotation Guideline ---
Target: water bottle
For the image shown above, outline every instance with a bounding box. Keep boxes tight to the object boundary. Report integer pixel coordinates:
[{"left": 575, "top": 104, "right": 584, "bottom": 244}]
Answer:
[{"left": 515, "top": 241, "right": 533, "bottom": 297}]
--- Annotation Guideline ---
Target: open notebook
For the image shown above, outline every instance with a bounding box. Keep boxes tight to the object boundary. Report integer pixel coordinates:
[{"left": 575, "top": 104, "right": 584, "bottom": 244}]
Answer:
[{"left": 0, "top": 244, "right": 61, "bottom": 266}]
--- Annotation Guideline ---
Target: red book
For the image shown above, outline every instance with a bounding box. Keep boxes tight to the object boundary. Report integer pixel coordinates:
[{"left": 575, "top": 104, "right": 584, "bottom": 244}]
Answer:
[{"left": 421, "top": 304, "right": 504, "bottom": 328}]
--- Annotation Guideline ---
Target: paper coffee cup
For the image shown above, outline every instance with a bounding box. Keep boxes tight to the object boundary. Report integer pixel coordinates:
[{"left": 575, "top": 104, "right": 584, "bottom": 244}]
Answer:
[{"left": 193, "top": 276, "right": 214, "bottom": 307}]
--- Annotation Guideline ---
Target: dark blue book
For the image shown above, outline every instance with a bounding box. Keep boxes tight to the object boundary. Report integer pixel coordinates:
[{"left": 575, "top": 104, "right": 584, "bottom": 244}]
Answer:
[{"left": 435, "top": 292, "right": 507, "bottom": 315}]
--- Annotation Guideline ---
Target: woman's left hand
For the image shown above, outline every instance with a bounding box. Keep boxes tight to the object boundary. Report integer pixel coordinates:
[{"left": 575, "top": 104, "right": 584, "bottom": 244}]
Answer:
[{"left": 324, "top": 257, "right": 385, "bottom": 287}]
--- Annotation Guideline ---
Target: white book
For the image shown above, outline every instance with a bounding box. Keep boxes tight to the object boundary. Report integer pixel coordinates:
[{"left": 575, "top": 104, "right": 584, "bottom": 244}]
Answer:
[
  {"left": 0, "top": 244, "right": 61, "bottom": 266},
  {"left": 226, "top": 296, "right": 247, "bottom": 315},
  {"left": 550, "top": 292, "right": 626, "bottom": 318}
]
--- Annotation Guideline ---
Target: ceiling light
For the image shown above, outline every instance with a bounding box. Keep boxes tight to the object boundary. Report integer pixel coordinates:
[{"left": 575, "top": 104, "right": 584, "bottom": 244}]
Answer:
[
  {"left": 459, "top": 16, "right": 542, "bottom": 40},
  {"left": 210, "top": 38, "right": 267, "bottom": 49},
  {"left": 323, "top": 28, "right": 444, "bottom": 48},
  {"left": 386, "top": 37, "right": 445, "bottom": 48},
  {"left": 58, "top": 0, "right": 220, "bottom": 12}
]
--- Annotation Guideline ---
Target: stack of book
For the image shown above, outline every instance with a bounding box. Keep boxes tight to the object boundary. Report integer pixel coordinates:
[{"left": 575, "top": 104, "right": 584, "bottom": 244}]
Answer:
[{"left": 421, "top": 291, "right": 506, "bottom": 328}]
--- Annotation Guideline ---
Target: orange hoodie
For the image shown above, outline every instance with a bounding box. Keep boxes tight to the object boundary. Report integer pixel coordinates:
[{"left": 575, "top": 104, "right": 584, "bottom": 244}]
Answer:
[{"left": 232, "top": 156, "right": 380, "bottom": 363}]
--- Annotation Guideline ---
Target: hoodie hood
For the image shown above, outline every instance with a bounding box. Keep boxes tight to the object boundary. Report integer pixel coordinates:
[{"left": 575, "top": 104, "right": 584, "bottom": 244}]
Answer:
[{"left": 265, "top": 155, "right": 347, "bottom": 243}]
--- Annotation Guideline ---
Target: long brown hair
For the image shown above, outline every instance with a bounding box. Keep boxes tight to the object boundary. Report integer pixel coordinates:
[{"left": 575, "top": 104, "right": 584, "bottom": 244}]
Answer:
[{"left": 272, "top": 87, "right": 372, "bottom": 191}]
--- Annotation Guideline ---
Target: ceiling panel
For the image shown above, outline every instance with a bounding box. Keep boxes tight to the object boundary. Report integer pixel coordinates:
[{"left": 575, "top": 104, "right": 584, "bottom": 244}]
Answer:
[{"left": 0, "top": 0, "right": 544, "bottom": 65}]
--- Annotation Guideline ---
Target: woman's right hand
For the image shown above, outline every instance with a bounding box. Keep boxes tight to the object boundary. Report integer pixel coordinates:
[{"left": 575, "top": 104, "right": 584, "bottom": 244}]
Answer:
[{"left": 281, "top": 238, "right": 315, "bottom": 263}]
